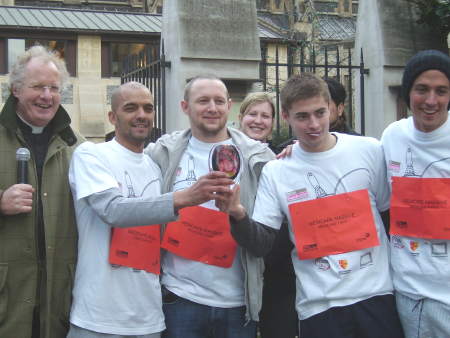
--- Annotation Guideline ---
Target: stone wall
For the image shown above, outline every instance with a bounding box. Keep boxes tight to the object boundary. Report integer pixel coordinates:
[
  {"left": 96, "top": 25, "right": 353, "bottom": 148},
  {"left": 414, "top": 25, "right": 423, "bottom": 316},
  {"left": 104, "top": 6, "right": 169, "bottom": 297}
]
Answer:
[
  {"left": 162, "top": 0, "right": 261, "bottom": 133},
  {"left": 354, "top": 0, "right": 446, "bottom": 138}
]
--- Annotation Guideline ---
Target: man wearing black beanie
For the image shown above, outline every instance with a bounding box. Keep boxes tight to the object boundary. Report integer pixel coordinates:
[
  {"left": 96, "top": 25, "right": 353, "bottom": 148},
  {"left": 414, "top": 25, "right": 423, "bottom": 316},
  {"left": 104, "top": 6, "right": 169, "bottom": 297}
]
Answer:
[
  {"left": 401, "top": 49, "right": 450, "bottom": 113},
  {"left": 381, "top": 49, "right": 450, "bottom": 338}
]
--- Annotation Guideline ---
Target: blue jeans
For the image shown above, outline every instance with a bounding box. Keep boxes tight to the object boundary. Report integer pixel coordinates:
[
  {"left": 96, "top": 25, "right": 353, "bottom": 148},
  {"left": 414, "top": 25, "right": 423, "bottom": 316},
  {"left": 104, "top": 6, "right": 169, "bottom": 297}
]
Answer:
[{"left": 162, "top": 288, "right": 256, "bottom": 338}]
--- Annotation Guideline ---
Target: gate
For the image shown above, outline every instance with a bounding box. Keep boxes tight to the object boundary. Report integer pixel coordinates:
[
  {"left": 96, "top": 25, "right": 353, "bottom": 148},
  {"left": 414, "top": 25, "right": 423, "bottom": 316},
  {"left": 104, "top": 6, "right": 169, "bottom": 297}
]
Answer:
[
  {"left": 260, "top": 44, "right": 369, "bottom": 142},
  {"left": 121, "top": 41, "right": 368, "bottom": 143},
  {"left": 121, "top": 42, "right": 169, "bottom": 141}
]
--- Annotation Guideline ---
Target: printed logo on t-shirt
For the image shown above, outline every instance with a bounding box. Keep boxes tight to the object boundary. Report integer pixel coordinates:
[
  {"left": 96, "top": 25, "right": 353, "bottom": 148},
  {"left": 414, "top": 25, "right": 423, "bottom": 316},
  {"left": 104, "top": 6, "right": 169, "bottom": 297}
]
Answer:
[
  {"left": 305, "top": 168, "right": 370, "bottom": 200},
  {"left": 338, "top": 259, "right": 352, "bottom": 276},
  {"left": 399, "top": 146, "right": 450, "bottom": 178},
  {"left": 124, "top": 171, "right": 136, "bottom": 197},
  {"left": 315, "top": 258, "right": 330, "bottom": 271},
  {"left": 403, "top": 147, "right": 420, "bottom": 177},
  {"left": 174, "top": 154, "right": 198, "bottom": 190},
  {"left": 431, "top": 242, "right": 448, "bottom": 257},
  {"left": 388, "top": 160, "right": 401, "bottom": 173},
  {"left": 360, "top": 252, "right": 373, "bottom": 268},
  {"left": 391, "top": 235, "right": 405, "bottom": 249},
  {"left": 307, "top": 172, "right": 333, "bottom": 198},
  {"left": 339, "top": 259, "right": 348, "bottom": 269},
  {"left": 287, "top": 188, "right": 309, "bottom": 202},
  {"left": 409, "top": 240, "right": 420, "bottom": 255}
]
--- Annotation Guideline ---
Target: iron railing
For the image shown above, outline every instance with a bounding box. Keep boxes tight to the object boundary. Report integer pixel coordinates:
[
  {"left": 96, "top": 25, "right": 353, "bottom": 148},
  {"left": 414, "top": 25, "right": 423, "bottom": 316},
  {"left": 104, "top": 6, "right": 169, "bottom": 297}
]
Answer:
[
  {"left": 121, "top": 41, "right": 170, "bottom": 141},
  {"left": 260, "top": 44, "right": 369, "bottom": 140},
  {"left": 121, "top": 41, "right": 369, "bottom": 143}
]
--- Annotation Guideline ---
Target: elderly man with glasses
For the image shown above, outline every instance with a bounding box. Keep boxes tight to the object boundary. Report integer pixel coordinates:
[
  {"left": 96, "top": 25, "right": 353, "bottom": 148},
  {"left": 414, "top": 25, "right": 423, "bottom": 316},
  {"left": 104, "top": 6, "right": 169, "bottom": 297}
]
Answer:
[{"left": 0, "top": 45, "right": 84, "bottom": 338}]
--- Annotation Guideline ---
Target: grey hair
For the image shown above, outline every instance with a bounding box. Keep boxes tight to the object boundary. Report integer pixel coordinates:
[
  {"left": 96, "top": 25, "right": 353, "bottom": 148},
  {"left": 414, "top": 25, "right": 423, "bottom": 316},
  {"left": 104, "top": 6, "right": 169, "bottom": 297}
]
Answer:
[
  {"left": 110, "top": 82, "right": 150, "bottom": 111},
  {"left": 183, "top": 75, "right": 229, "bottom": 101},
  {"left": 8, "top": 45, "right": 70, "bottom": 92}
]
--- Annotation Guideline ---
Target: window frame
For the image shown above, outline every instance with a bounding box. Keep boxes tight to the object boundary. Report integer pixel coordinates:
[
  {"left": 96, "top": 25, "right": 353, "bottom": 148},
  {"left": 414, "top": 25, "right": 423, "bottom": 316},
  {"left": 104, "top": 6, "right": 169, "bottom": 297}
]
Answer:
[
  {"left": 0, "top": 31, "right": 77, "bottom": 76},
  {"left": 101, "top": 36, "right": 159, "bottom": 78}
]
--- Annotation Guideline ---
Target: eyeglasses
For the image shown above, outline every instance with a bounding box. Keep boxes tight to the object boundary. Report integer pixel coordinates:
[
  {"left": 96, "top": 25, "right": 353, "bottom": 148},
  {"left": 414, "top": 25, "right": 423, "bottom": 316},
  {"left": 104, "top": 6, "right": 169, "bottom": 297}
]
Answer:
[{"left": 28, "top": 84, "right": 61, "bottom": 94}]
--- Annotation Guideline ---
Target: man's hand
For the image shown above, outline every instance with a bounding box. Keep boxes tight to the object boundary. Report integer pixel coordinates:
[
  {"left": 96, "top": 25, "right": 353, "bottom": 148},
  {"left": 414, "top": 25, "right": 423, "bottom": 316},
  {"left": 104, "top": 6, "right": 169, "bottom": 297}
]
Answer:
[
  {"left": 0, "top": 184, "right": 34, "bottom": 215},
  {"left": 215, "top": 184, "right": 246, "bottom": 221},
  {"left": 173, "top": 171, "right": 234, "bottom": 211},
  {"left": 276, "top": 141, "right": 297, "bottom": 159}
]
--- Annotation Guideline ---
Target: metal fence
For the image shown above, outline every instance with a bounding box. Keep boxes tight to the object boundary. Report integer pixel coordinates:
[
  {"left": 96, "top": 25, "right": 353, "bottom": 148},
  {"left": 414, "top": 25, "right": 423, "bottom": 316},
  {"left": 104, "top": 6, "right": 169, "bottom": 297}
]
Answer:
[
  {"left": 260, "top": 44, "right": 369, "bottom": 141},
  {"left": 121, "top": 42, "right": 169, "bottom": 141},
  {"left": 121, "top": 42, "right": 369, "bottom": 144}
]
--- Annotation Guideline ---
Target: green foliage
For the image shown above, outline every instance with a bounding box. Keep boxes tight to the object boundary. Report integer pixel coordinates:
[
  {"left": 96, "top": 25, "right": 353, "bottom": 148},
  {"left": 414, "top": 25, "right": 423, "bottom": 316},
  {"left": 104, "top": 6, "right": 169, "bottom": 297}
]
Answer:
[
  {"left": 407, "top": 0, "right": 450, "bottom": 42},
  {"left": 271, "top": 126, "right": 293, "bottom": 148}
]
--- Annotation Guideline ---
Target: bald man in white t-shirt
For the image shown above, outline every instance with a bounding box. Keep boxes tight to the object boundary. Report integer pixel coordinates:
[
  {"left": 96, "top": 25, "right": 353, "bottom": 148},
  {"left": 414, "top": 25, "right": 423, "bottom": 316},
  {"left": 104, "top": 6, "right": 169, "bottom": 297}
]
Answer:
[{"left": 67, "top": 82, "right": 233, "bottom": 338}]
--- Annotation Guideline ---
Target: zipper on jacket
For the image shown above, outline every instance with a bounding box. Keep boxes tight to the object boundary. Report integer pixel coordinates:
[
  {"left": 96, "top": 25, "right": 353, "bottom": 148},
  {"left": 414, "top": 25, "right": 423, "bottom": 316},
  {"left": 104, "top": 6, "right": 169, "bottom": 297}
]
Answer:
[{"left": 27, "top": 141, "right": 47, "bottom": 337}]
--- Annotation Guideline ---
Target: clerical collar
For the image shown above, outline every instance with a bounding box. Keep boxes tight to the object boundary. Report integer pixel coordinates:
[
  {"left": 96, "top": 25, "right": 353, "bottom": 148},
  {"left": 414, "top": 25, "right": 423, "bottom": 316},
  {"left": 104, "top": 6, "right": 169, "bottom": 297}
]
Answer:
[{"left": 17, "top": 114, "right": 44, "bottom": 134}]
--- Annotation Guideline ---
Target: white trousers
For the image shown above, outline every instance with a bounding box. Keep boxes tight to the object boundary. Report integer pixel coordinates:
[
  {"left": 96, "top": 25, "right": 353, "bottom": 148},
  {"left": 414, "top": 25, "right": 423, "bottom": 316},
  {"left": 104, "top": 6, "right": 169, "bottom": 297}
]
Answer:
[{"left": 396, "top": 292, "right": 450, "bottom": 338}]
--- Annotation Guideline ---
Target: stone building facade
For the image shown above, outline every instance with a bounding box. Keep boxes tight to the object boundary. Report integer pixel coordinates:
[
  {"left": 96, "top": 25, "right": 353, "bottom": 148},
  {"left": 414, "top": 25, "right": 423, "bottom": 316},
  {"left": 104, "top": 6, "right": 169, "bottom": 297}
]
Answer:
[{"left": 0, "top": 0, "right": 358, "bottom": 139}]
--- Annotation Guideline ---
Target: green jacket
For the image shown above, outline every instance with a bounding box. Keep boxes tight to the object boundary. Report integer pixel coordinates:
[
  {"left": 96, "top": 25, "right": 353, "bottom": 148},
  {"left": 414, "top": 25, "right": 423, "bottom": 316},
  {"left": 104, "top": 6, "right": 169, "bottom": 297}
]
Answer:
[{"left": 0, "top": 95, "right": 84, "bottom": 338}]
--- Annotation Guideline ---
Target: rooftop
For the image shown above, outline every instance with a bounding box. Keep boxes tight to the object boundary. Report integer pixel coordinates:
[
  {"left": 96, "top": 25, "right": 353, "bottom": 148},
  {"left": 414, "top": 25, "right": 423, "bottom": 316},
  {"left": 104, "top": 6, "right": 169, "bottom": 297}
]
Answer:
[
  {"left": 316, "top": 14, "right": 356, "bottom": 41},
  {"left": 0, "top": 5, "right": 356, "bottom": 41}
]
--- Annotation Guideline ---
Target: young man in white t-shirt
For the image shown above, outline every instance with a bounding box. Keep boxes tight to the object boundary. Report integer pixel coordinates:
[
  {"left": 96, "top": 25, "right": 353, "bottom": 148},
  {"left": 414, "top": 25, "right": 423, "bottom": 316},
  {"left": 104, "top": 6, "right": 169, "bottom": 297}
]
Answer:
[
  {"left": 218, "top": 73, "right": 404, "bottom": 338},
  {"left": 381, "top": 49, "right": 450, "bottom": 338},
  {"left": 67, "top": 82, "right": 234, "bottom": 338}
]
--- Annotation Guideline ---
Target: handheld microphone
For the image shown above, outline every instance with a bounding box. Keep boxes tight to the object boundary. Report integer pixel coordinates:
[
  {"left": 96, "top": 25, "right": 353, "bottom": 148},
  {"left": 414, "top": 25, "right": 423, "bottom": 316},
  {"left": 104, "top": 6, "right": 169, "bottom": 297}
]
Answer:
[{"left": 16, "top": 148, "right": 31, "bottom": 184}]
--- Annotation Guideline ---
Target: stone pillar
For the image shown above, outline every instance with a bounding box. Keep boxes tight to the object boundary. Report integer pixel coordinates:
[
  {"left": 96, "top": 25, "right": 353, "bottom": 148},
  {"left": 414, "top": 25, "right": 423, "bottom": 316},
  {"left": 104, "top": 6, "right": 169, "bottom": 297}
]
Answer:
[
  {"left": 76, "top": 35, "right": 105, "bottom": 138},
  {"left": 354, "top": 0, "right": 444, "bottom": 138},
  {"left": 162, "top": 0, "right": 261, "bottom": 132}
]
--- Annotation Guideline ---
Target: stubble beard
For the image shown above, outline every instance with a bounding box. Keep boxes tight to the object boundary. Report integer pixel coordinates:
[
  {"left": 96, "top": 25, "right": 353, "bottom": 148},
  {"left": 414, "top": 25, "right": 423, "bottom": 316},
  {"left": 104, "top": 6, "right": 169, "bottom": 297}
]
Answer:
[{"left": 197, "top": 120, "right": 227, "bottom": 139}]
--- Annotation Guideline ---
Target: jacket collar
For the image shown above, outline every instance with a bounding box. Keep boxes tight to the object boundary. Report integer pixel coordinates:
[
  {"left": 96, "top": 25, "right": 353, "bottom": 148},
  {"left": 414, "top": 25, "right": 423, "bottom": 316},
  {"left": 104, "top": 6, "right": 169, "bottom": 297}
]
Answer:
[
  {"left": 161, "top": 127, "right": 269, "bottom": 153},
  {"left": 0, "top": 94, "right": 78, "bottom": 146},
  {"left": 228, "top": 127, "right": 273, "bottom": 156}
]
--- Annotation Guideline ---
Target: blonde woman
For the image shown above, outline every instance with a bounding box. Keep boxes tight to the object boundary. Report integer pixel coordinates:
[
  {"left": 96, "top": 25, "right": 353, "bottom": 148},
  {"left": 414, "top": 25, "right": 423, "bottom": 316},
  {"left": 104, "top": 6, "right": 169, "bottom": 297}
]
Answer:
[
  {"left": 239, "top": 92, "right": 275, "bottom": 144},
  {"left": 239, "top": 92, "right": 298, "bottom": 338}
]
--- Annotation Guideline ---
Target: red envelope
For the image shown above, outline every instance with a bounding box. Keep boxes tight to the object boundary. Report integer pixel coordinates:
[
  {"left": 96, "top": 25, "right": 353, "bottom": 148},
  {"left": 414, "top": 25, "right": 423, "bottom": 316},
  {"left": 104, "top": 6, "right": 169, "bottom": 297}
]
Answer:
[
  {"left": 390, "top": 177, "right": 450, "bottom": 239},
  {"left": 109, "top": 225, "right": 161, "bottom": 274},
  {"left": 289, "top": 189, "right": 379, "bottom": 260},
  {"left": 161, "top": 206, "right": 237, "bottom": 268}
]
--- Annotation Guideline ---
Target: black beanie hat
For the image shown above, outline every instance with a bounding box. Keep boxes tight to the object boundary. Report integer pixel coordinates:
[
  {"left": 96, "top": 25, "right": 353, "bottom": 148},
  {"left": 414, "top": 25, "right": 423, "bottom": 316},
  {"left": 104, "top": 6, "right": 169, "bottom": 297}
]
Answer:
[{"left": 401, "top": 49, "right": 450, "bottom": 109}]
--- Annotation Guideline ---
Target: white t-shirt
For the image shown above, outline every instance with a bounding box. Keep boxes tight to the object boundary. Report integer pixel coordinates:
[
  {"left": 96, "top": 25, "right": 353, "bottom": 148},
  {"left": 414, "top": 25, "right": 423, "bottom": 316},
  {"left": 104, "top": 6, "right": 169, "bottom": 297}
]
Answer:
[
  {"left": 252, "top": 133, "right": 393, "bottom": 320},
  {"left": 68, "top": 140, "right": 165, "bottom": 335},
  {"left": 162, "top": 136, "right": 245, "bottom": 307},
  {"left": 381, "top": 114, "right": 450, "bottom": 305}
]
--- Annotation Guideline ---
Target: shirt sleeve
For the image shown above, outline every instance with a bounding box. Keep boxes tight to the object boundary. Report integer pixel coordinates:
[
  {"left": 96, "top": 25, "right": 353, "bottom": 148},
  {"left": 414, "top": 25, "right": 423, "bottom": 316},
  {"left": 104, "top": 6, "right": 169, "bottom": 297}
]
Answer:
[
  {"left": 69, "top": 142, "right": 119, "bottom": 201},
  {"left": 252, "top": 163, "right": 284, "bottom": 230},
  {"left": 69, "top": 142, "right": 177, "bottom": 227},
  {"left": 371, "top": 141, "right": 391, "bottom": 212},
  {"left": 86, "top": 187, "right": 176, "bottom": 227}
]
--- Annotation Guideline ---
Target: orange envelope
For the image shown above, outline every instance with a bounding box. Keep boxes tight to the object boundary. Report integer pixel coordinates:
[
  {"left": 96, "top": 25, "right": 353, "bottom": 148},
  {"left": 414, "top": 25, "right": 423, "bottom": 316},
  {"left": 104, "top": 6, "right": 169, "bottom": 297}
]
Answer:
[
  {"left": 390, "top": 177, "right": 450, "bottom": 240},
  {"left": 289, "top": 189, "right": 379, "bottom": 260},
  {"left": 161, "top": 206, "right": 237, "bottom": 268},
  {"left": 109, "top": 225, "right": 161, "bottom": 275}
]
